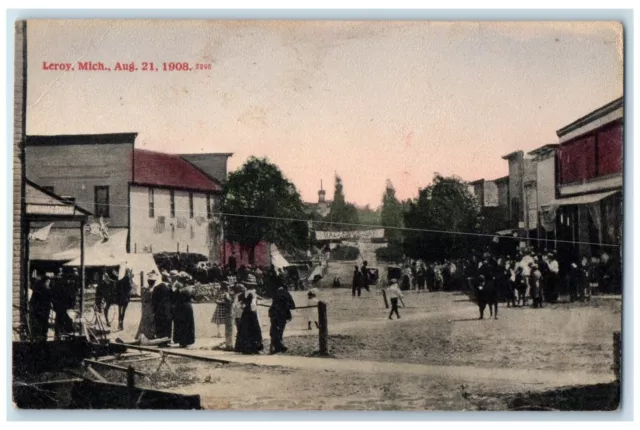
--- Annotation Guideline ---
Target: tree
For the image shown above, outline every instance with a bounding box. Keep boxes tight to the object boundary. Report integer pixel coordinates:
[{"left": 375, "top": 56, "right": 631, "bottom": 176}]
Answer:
[
  {"left": 380, "top": 180, "right": 404, "bottom": 246},
  {"left": 356, "top": 205, "right": 381, "bottom": 226},
  {"left": 403, "top": 174, "right": 483, "bottom": 261},
  {"left": 327, "top": 174, "right": 359, "bottom": 230},
  {"left": 222, "top": 157, "right": 309, "bottom": 263}
]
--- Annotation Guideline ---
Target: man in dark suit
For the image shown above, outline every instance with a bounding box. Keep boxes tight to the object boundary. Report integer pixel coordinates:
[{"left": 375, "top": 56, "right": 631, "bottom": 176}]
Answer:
[
  {"left": 151, "top": 271, "right": 173, "bottom": 340},
  {"left": 228, "top": 252, "right": 238, "bottom": 274},
  {"left": 268, "top": 284, "right": 296, "bottom": 354},
  {"left": 360, "top": 260, "right": 371, "bottom": 292}
]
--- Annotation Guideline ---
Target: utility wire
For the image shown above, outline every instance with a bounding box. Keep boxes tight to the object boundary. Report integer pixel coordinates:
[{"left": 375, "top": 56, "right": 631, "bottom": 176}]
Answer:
[{"left": 23, "top": 197, "right": 621, "bottom": 248}]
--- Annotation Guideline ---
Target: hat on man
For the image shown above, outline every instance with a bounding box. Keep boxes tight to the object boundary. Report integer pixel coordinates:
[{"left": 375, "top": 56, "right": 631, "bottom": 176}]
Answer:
[
  {"left": 169, "top": 270, "right": 179, "bottom": 276},
  {"left": 245, "top": 274, "right": 258, "bottom": 286},
  {"left": 389, "top": 278, "right": 398, "bottom": 284}
]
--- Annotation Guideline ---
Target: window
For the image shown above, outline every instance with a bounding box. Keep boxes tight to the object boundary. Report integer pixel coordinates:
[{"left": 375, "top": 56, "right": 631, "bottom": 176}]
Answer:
[
  {"left": 206, "top": 194, "right": 212, "bottom": 219},
  {"left": 42, "top": 186, "right": 54, "bottom": 194},
  {"left": 94, "top": 186, "right": 110, "bottom": 218},
  {"left": 170, "top": 190, "right": 175, "bottom": 218},
  {"left": 148, "top": 188, "right": 155, "bottom": 218},
  {"left": 189, "top": 192, "right": 194, "bottom": 219}
]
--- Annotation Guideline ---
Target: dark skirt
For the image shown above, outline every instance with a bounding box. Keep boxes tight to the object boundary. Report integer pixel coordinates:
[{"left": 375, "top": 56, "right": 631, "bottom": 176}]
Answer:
[
  {"left": 154, "top": 309, "right": 172, "bottom": 339},
  {"left": 235, "top": 309, "right": 263, "bottom": 354},
  {"left": 172, "top": 302, "right": 195, "bottom": 346}
]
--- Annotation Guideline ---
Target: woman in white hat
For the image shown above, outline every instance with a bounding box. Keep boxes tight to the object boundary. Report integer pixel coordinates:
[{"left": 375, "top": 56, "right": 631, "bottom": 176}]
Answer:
[{"left": 135, "top": 270, "right": 158, "bottom": 341}]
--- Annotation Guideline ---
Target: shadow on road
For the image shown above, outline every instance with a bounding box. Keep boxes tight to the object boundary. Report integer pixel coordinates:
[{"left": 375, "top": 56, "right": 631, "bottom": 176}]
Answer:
[
  {"left": 506, "top": 381, "right": 620, "bottom": 411},
  {"left": 449, "top": 317, "right": 480, "bottom": 323}
]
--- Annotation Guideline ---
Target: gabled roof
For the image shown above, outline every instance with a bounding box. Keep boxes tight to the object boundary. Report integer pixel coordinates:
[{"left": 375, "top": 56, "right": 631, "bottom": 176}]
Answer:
[
  {"left": 133, "top": 149, "right": 222, "bottom": 192},
  {"left": 26, "top": 179, "right": 92, "bottom": 219}
]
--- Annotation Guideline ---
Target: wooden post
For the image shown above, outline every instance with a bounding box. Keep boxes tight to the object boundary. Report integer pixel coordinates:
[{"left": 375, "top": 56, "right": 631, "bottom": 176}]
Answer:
[
  {"left": 80, "top": 219, "right": 86, "bottom": 338},
  {"left": 127, "top": 365, "right": 136, "bottom": 408},
  {"left": 134, "top": 243, "right": 137, "bottom": 253},
  {"left": 318, "top": 301, "right": 328, "bottom": 356},
  {"left": 177, "top": 243, "right": 180, "bottom": 253},
  {"left": 613, "top": 331, "right": 621, "bottom": 383},
  {"left": 382, "top": 288, "right": 389, "bottom": 309},
  {"left": 186, "top": 244, "right": 189, "bottom": 253},
  {"left": 140, "top": 271, "right": 145, "bottom": 293},
  {"left": 225, "top": 313, "right": 234, "bottom": 351}
]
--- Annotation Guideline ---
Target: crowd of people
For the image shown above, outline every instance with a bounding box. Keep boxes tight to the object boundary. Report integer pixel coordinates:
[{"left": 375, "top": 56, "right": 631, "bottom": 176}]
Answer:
[
  {"left": 28, "top": 268, "right": 80, "bottom": 342},
  {"left": 192, "top": 253, "right": 306, "bottom": 295},
  {"left": 135, "top": 266, "right": 306, "bottom": 355}
]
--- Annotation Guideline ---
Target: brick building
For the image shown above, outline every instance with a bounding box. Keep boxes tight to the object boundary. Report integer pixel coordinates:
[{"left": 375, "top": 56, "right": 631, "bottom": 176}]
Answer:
[{"left": 542, "top": 97, "right": 623, "bottom": 261}]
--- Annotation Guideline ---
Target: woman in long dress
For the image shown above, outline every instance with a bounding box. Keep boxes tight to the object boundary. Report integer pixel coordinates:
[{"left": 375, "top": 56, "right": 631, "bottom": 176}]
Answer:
[
  {"left": 135, "top": 272, "right": 157, "bottom": 341},
  {"left": 172, "top": 274, "right": 196, "bottom": 348},
  {"left": 234, "top": 284, "right": 263, "bottom": 354}
]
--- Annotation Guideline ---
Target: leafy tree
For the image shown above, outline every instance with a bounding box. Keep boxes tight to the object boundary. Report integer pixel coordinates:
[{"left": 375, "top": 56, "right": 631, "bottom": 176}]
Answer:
[
  {"left": 356, "top": 205, "right": 381, "bottom": 226},
  {"left": 327, "top": 174, "right": 360, "bottom": 230},
  {"left": 380, "top": 180, "right": 404, "bottom": 246},
  {"left": 403, "top": 174, "right": 482, "bottom": 261},
  {"left": 222, "top": 157, "right": 309, "bottom": 263}
]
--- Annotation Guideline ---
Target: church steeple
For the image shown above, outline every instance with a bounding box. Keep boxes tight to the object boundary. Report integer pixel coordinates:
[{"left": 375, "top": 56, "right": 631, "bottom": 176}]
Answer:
[{"left": 318, "top": 179, "right": 326, "bottom": 203}]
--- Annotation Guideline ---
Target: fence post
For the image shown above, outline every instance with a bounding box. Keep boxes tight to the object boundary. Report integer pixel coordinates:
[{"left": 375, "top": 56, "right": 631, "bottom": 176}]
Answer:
[
  {"left": 318, "top": 301, "right": 328, "bottom": 356},
  {"left": 382, "top": 288, "right": 389, "bottom": 309},
  {"left": 225, "top": 313, "right": 234, "bottom": 351},
  {"left": 140, "top": 271, "right": 144, "bottom": 290},
  {"left": 127, "top": 365, "right": 136, "bottom": 408},
  {"left": 613, "top": 331, "right": 621, "bottom": 383}
]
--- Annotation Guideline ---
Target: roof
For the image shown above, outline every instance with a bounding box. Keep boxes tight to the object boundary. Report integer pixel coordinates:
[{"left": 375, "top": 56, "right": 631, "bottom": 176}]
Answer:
[
  {"left": 501, "top": 150, "right": 524, "bottom": 160},
  {"left": 528, "top": 144, "right": 559, "bottom": 157},
  {"left": 493, "top": 175, "right": 509, "bottom": 183},
  {"left": 26, "top": 133, "right": 138, "bottom": 146},
  {"left": 180, "top": 153, "right": 233, "bottom": 183},
  {"left": 133, "top": 149, "right": 222, "bottom": 192},
  {"left": 542, "top": 190, "right": 619, "bottom": 208},
  {"left": 556, "top": 97, "right": 624, "bottom": 138},
  {"left": 25, "top": 179, "right": 92, "bottom": 219}
]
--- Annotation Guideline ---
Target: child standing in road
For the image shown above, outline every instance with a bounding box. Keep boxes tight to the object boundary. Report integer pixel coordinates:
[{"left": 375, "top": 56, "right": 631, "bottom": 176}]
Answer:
[
  {"left": 306, "top": 288, "right": 319, "bottom": 330},
  {"left": 386, "top": 279, "right": 404, "bottom": 320}
]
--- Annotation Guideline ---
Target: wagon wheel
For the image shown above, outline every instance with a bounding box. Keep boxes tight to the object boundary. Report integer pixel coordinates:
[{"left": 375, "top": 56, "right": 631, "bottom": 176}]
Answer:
[
  {"left": 102, "top": 306, "right": 116, "bottom": 326},
  {"left": 83, "top": 306, "right": 98, "bottom": 327}
]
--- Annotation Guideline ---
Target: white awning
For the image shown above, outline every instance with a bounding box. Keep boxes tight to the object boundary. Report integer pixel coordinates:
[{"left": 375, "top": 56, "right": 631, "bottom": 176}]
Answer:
[{"left": 542, "top": 190, "right": 619, "bottom": 208}]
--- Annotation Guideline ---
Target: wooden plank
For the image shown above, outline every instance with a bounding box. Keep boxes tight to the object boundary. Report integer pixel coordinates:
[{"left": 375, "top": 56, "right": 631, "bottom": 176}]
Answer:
[
  {"left": 14, "top": 378, "right": 84, "bottom": 387},
  {"left": 117, "top": 343, "right": 231, "bottom": 364},
  {"left": 86, "top": 365, "right": 108, "bottom": 382},
  {"left": 117, "top": 356, "right": 158, "bottom": 365},
  {"left": 85, "top": 359, "right": 148, "bottom": 377}
]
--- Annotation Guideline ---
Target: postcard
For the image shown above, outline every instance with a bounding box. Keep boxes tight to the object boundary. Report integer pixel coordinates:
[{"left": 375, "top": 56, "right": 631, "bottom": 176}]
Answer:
[{"left": 12, "top": 19, "right": 623, "bottom": 411}]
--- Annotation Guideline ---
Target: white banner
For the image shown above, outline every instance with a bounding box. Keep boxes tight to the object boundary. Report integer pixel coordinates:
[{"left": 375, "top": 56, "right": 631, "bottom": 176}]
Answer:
[{"left": 315, "top": 229, "right": 385, "bottom": 241}]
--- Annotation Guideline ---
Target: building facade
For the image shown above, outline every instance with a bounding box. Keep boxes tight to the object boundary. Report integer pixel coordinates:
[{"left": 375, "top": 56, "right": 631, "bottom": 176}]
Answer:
[
  {"left": 544, "top": 97, "right": 623, "bottom": 260},
  {"left": 528, "top": 144, "right": 559, "bottom": 249},
  {"left": 469, "top": 177, "right": 510, "bottom": 233},
  {"left": 129, "top": 148, "right": 223, "bottom": 259},
  {"left": 25, "top": 134, "right": 227, "bottom": 264},
  {"left": 501, "top": 150, "right": 525, "bottom": 229}
]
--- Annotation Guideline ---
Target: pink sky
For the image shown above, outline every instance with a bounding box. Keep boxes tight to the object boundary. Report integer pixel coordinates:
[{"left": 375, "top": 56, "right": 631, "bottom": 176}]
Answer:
[{"left": 25, "top": 20, "right": 623, "bottom": 207}]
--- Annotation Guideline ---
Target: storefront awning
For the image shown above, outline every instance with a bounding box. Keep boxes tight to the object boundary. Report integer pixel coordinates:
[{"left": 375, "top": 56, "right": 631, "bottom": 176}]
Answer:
[{"left": 542, "top": 190, "right": 619, "bottom": 208}]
